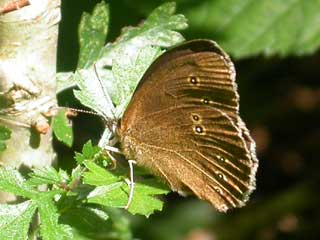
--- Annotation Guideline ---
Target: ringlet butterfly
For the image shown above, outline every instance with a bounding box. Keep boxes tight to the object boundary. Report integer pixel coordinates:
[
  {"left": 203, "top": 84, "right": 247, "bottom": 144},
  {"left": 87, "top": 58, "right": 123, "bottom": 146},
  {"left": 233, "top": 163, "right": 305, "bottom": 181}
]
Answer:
[{"left": 115, "top": 39, "right": 258, "bottom": 212}]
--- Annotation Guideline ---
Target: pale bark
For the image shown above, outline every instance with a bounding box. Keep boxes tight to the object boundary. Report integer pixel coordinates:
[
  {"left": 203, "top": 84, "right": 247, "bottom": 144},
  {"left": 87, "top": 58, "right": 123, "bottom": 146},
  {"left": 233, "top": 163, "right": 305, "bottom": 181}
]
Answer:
[{"left": 0, "top": 0, "right": 60, "bottom": 202}]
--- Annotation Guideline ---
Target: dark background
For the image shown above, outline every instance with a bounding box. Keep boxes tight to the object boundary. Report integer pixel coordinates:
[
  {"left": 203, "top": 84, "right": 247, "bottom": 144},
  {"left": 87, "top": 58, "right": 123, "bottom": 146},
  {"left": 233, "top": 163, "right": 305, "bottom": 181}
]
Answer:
[{"left": 57, "top": 1, "right": 320, "bottom": 239}]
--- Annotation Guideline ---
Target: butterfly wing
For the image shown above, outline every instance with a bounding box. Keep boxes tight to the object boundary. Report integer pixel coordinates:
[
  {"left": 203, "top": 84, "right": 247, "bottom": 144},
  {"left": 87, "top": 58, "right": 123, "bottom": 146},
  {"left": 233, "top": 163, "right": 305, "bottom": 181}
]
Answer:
[{"left": 118, "top": 40, "right": 258, "bottom": 211}]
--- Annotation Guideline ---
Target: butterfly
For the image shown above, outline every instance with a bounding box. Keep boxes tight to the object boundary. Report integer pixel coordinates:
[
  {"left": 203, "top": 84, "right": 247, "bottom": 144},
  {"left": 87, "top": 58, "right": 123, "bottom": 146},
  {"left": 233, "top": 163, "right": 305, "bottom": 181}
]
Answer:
[{"left": 112, "top": 39, "right": 258, "bottom": 212}]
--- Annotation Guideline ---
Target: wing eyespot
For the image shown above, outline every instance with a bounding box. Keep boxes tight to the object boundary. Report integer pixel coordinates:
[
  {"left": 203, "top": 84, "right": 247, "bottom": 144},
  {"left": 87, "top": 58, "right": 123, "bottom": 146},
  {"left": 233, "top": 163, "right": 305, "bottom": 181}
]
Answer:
[
  {"left": 194, "top": 125, "right": 204, "bottom": 134},
  {"left": 214, "top": 187, "right": 223, "bottom": 195},
  {"left": 191, "top": 114, "right": 200, "bottom": 121},
  {"left": 217, "top": 172, "right": 224, "bottom": 180},
  {"left": 189, "top": 76, "right": 199, "bottom": 85},
  {"left": 217, "top": 155, "right": 226, "bottom": 163},
  {"left": 202, "top": 98, "right": 210, "bottom": 104}
]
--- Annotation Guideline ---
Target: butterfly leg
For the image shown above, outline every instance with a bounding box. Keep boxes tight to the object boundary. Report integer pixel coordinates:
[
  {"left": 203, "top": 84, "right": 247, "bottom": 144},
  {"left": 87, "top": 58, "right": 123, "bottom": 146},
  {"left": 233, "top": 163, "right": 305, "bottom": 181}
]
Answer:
[
  {"left": 103, "top": 145, "right": 122, "bottom": 154},
  {"left": 125, "top": 160, "right": 137, "bottom": 209},
  {"left": 103, "top": 145, "right": 122, "bottom": 169},
  {"left": 106, "top": 151, "right": 117, "bottom": 169},
  {"left": 102, "top": 145, "right": 136, "bottom": 209}
]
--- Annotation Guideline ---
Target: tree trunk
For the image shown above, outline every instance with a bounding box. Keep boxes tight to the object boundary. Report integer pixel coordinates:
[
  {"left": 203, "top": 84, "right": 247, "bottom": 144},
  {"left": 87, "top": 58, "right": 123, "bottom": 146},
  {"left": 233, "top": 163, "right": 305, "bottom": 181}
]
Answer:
[{"left": 0, "top": 0, "right": 60, "bottom": 202}]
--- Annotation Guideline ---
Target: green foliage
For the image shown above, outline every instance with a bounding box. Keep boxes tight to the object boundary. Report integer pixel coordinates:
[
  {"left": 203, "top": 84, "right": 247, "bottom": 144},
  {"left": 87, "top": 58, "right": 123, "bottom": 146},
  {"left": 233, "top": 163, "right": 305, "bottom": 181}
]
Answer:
[
  {"left": 10, "top": 2, "right": 186, "bottom": 237},
  {"left": 65, "top": 2, "right": 188, "bottom": 121},
  {"left": 97, "top": 2, "right": 187, "bottom": 112},
  {"left": 74, "top": 140, "right": 102, "bottom": 165},
  {"left": 83, "top": 160, "right": 170, "bottom": 217},
  {"left": 76, "top": 142, "right": 170, "bottom": 217},
  {"left": 60, "top": 206, "right": 132, "bottom": 240},
  {"left": 27, "top": 167, "right": 69, "bottom": 187},
  {"left": 0, "top": 168, "right": 69, "bottom": 239},
  {"left": 52, "top": 110, "right": 74, "bottom": 147},
  {"left": 73, "top": 69, "right": 115, "bottom": 120},
  {"left": 122, "top": 0, "right": 320, "bottom": 58},
  {"left": 7, "top": 0, "right": 320, "bottom": 239},
  {"left": 123, "top": 179, "right": 170, "bottom": 216},
  {"left": 82, "top": 160, "right": 120, "bottom": 185},
  {"left": 110, "top": 45, "right": 162, "bottom": 109},
  {"left": 0, "top": 125, "right": 11, "bottom": 152},
  {"left": 0, "top": 137, "right": 169, "bottom": 238},
  {"left": 0, "top": 167, "right": 38, "bottom": 198},
  {"left": 0, "top": 201, "right": 37, "bottom": 240},
  {"left": 37, "top": 195, "right": 73, "bottom": 240},
  {"left": 100, "top": 2, "right": 187, "bottom": 63},
  {"left": 78, "top": 1, "right": 109, "bottom": 69},
  {"left": 186, "top": 0, "right": 320, "bottom": 58},
  {"left": 56, "top": 72, "right": 74, "bottom": 94}
]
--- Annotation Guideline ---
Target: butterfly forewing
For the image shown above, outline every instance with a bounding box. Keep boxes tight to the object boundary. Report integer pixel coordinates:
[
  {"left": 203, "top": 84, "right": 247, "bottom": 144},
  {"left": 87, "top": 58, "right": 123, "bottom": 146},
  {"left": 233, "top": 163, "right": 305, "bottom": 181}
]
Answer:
[{"left": 118, "top": 39, "right": 258, "bottom": 211}]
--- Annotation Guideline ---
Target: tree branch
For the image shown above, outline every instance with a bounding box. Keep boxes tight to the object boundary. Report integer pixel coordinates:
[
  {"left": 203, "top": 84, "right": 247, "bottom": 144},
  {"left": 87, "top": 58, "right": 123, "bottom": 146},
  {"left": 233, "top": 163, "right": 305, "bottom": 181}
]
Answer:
[{"left": 0, "top": 0, "right": 60, "bottom": 202}]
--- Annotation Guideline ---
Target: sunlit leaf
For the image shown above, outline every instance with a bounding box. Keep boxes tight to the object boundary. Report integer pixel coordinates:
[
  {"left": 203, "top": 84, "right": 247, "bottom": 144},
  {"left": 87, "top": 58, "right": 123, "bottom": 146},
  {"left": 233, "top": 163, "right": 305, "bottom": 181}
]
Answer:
[
  {"left": 78, "top": 1, "right": 109, "bottom": 68},
  {"left": 0, "top": 201, "right": 37, "bottom": 240},
  {"left": 52, "top": 110, "right": 73, "bottom": 147}
]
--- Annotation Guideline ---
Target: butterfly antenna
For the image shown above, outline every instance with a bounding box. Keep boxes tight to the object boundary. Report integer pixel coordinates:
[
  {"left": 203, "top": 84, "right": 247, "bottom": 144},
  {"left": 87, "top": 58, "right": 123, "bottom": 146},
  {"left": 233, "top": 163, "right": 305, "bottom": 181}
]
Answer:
[
  {"left": 62, "top": 106, "right": 116, "bottom": 132},
  {"left": 61, "top": 106, "right": 100, "bottom": 116}
]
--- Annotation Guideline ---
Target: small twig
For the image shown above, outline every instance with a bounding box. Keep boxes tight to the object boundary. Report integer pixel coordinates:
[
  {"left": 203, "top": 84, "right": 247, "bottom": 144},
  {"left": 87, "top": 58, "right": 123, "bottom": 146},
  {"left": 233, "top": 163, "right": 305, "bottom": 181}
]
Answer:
[
  {"left": 0, "top": 0, "right": 30, "bottom": 14},
  {"left": 0, "top": 116, "right": 30, "bottom": 128}
]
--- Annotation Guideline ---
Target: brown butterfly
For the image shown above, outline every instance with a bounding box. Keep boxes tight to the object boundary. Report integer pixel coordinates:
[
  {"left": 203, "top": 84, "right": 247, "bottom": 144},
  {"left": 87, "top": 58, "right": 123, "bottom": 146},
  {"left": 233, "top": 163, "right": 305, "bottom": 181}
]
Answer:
[{"left": 116, "top": 39, "right": 258, "bottom": 212}]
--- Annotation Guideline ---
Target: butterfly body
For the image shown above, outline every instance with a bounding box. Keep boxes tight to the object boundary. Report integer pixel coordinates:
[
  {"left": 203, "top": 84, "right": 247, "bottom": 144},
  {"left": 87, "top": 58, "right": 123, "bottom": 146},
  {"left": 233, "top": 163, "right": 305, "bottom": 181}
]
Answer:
[{"left": 117, "top": 40, "right": 258, "bottom": 212}]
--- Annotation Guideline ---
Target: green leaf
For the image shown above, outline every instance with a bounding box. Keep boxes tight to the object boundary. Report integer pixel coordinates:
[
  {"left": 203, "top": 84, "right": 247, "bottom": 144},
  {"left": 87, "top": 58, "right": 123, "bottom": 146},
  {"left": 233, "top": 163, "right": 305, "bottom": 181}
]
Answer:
[
  {"left": 60, "top": 206, "right": 109, "bottom": 239},
  {"left": 0, "top": 126, "right": 11, "bottom": 152},
  {"left": 72, "top": 2, "right": 114, "bottom": 120},
  {"left": 83, "top": 161, "right": 120, "bottom": 186},
  {"left": 98, "top": 2, "right": 187, "bottom": 107},
  {"left": 0, "top": 168, "right": 37, "bottom": 198},
  {"left": 186, "top": 0, "right": 320, "bottom": 58},
  {"left": 101, "top": 1, "right": 187, "bottom": 62},
  {"left": 87, "top": 182, "right": 128, "bottom": 209},
  {"left": 74, "top": 2, "right": 187, "bottom": 119},
  {"left": 37, "top": 196, "right": 73, "bottom": 240},
  {"left": 0, "top": 201, "right": 37, "bottom": 240},
  {"left": 56, "top": 72, "right": 75, "bottom": 93},
  {"left": 0, "top": 125, "right": 10, "bottom": 140},
  {"left": 74, "top": 140, "right": 101, "bottom": 164},
  {"left": 27, "top": 167, "right": 70, "bottom": 187},
  {"left": 60, "top": 206, "right": 132, "bottom": 240},
  {"left": 111, "top": 45, "right": 162, "bottom": 109},
  {"left": 0, "top": 168, "right": 72, "bottom": 238},
  {"left": 87, "top": 179, "right": 169, "bottom": 217},
  {"left": 84, "top": 161, "right": 170, "bottom": 217},
  {"left": 126, "top": 179, "right": 169, "bottom": 216},
  {"left": 73, "top": 70, "right": 115, "bottom": 120},
  {"left": 103, "top": 208, "right": 132, "bottom": 240},
  {"left": 78, "top": 1, "right": 109, "bottom": 68},
  {"left": 52, "top": 110, "right": 74, "bottom": 147}
]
